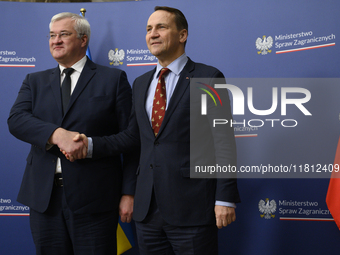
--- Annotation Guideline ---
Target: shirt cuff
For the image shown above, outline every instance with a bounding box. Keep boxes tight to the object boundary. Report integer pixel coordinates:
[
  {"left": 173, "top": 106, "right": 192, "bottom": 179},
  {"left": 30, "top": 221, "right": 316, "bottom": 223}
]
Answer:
[
  {"left": 87, "top": 137, "right": 93, "bottom": 158},
  {"left": 215, "top": 201, "right": 236, "bottom": 208}
]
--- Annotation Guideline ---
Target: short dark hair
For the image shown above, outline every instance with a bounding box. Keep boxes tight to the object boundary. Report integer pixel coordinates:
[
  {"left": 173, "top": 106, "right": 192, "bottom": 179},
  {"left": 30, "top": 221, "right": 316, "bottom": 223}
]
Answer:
[{"left": 154, "top": 6, "right": 188, "bottom": 34}]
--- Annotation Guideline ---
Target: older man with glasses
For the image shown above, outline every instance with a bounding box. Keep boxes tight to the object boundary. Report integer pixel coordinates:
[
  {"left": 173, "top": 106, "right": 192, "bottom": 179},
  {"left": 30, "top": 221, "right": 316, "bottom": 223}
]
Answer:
[{"left": 8, "top": 12, "right": 138, "bottom": 255}]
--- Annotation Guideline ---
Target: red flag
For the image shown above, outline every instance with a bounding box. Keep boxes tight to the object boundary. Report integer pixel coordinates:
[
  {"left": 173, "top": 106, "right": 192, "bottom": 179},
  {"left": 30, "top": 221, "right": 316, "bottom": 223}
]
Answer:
[{"left": 326, "top": 136, "right": 340, "bottom": 229}]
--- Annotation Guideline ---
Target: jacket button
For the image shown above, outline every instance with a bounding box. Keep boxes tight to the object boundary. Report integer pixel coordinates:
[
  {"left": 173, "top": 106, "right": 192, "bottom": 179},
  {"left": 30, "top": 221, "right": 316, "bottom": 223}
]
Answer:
[
  {"left": 150, "top": 164, "right": 153, "bottom": 169},
  {"left": 154, "top": 141, "right": 159, "bottom": 146}
]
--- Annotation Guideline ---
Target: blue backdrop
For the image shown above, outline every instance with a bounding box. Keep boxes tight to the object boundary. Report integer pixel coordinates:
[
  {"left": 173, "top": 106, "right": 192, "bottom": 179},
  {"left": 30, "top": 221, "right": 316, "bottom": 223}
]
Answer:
[{"left": 1, "top": 0, "right": 340, "bottom": 254}]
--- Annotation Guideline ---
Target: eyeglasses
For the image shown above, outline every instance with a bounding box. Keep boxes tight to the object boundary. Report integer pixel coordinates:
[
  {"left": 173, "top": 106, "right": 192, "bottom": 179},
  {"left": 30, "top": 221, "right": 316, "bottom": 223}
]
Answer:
[{"left": 48, "top": 32, "right": 73, "bottom": 40}]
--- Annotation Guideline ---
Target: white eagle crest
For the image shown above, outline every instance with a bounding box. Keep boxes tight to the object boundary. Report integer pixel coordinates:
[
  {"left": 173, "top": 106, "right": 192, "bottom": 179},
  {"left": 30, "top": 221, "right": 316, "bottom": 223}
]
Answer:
[
  {"left": 258, "top": 198, "right": 276, "bottom": 219},
  {"left": 256, "top": 35, "right": 273, "bottom": 55},
  {"left": 108, "top": 48, "right": 125, "bottom": 66}
]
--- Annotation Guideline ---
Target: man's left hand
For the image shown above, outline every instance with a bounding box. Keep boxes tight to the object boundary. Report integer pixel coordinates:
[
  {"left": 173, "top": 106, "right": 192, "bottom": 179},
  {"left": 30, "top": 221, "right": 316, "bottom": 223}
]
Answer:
[
  {"left": 215, "top": 205, "right": 236, "bottom": 229},
  {"left": 119, "top": 195, "right": 134, "bottom": 223}
]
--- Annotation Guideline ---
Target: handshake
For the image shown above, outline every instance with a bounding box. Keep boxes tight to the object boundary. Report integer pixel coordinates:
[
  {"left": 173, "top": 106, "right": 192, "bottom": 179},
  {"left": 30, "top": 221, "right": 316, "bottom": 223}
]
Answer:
[{"left": 49, "top": 127, "right": 89, "bottom": 162}]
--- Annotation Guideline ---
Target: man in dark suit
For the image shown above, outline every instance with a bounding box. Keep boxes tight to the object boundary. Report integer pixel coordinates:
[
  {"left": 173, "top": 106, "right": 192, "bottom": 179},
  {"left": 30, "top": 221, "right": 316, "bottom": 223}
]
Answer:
[
  {"left": 70, "top": 6, "right": 240, "bottom": 254},
  {"left": 7, "top": 12, "right": 137, "bottom": 255}
]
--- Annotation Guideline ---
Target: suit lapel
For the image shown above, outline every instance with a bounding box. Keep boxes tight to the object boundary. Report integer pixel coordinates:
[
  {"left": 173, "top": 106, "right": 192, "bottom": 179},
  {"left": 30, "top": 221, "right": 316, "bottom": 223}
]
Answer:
[
  {"left": 157, "top": 59, "right": 195, "bottom": 137},
  {"left": 140, "top": 69, "right": 157, "bottom": 137},
  {"left": 65, "top": 58, "right": 96, "bottom": 116},
  {"left": 49, "top": 66, "right": 63, "bottom": 116}
]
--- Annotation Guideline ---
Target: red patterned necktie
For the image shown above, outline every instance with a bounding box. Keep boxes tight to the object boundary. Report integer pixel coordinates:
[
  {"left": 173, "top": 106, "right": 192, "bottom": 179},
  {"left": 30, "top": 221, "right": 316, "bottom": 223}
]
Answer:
[{"left": 152, "top": 68, "right": 170, "bottom": 136}]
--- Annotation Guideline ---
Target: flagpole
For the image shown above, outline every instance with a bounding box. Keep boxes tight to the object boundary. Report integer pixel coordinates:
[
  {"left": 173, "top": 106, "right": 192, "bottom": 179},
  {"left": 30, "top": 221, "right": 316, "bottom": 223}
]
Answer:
[{"left": 79, "top": 8, "right": 92, "bottom": 60}]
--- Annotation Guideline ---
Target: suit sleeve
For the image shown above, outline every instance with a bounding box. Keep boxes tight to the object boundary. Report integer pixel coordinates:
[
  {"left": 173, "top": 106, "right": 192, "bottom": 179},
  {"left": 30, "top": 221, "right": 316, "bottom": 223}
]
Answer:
[
  {"left": 206, "top": 71, "right": 241, "bottom": 203},
  {"left": 7, "top": 74, "right": 59, "bottom": 150},
  {"left": 91, "top": 76, "right": 140, "bottom": 159}
]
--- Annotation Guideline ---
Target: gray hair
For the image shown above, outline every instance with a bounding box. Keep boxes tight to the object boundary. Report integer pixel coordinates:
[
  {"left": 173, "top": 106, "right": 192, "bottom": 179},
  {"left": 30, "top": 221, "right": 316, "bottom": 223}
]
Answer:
[{"left": 50, "top": 12, "right": 91, "bottom": 47}]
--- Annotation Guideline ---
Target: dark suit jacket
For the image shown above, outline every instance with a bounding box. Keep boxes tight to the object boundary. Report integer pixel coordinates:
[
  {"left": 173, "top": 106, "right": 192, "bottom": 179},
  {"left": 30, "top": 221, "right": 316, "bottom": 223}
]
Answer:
[
  {"left": 8, "top": 58, "right": 137, "bottom": 214},
  {"left": 92, "top": 58, "right": 240, "bottom": 226}
]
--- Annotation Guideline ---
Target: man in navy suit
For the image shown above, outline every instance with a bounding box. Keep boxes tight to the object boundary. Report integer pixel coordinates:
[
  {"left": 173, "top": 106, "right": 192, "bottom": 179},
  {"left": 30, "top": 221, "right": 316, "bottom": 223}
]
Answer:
[
  {"left": 70, "top": 6, "right": 240, "bottom": 254},
  {"left": 7, "top": 12, "right": 137, "bottom": 255}
]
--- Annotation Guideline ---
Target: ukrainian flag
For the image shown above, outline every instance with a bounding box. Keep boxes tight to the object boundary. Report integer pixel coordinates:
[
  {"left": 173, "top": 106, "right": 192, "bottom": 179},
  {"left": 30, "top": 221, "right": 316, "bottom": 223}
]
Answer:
[
  {"left": 117, "top": 219, "right": 135, "bottom": 254},
  {"left": 80, "top": 9, "right": 135, "bottom": 255},
  {"left": 86, "top": 47, "right": 92, "bottom": 60}
]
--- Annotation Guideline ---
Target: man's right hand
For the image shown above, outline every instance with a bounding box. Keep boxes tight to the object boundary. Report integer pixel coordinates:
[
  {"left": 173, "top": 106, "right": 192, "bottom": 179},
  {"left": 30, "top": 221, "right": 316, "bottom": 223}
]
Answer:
[
  {"left": 49, "top": 128, "right": 87, "bottom": 161},
  {"left": 61, "top": 133, "right": 88, "bottom": 162}
]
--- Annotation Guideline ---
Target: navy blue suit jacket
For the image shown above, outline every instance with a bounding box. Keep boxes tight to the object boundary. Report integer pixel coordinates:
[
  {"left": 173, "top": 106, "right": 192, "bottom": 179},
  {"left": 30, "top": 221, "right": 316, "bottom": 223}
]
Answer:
[
  {"left": 8, "top": 58, "right": 137, "bottom": 214},
  {"left": 92, "top": 58, "right": 240, "bottom": 226}
]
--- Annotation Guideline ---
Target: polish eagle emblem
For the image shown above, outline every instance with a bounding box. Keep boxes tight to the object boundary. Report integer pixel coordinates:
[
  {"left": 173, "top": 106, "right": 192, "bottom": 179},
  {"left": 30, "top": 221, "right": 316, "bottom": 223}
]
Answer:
[
  {"left": 108, "top": 48, "right": 125, "bottom": 66},
  {"left": 258, "top": 198, "right": 276, "bottom": 219},
  {"left": 256, "top": 35, "right": 273, "bottom": 55}
]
